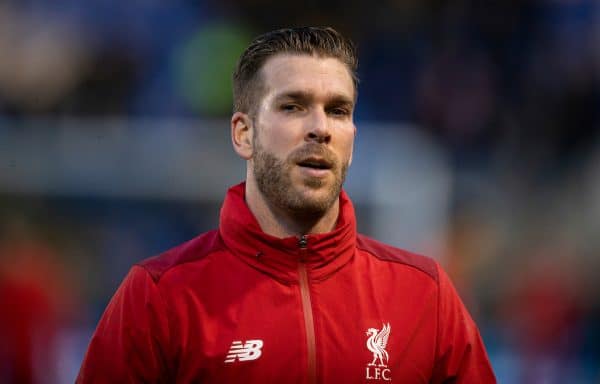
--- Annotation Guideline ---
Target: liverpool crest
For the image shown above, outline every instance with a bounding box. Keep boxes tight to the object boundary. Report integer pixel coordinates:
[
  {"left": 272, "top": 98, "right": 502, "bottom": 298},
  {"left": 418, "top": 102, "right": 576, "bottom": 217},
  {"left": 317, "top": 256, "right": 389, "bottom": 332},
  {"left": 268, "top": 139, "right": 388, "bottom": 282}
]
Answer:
[{"left": 365, "top": 323, "right": 391, "bottom": 381}]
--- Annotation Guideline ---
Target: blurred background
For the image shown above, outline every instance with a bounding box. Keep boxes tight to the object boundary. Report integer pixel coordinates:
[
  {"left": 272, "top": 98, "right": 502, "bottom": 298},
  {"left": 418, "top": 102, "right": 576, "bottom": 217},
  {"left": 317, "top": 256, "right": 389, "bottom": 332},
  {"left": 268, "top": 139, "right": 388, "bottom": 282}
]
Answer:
[{"left": 0, "top": 0, "right": 599, "bottom": 382}]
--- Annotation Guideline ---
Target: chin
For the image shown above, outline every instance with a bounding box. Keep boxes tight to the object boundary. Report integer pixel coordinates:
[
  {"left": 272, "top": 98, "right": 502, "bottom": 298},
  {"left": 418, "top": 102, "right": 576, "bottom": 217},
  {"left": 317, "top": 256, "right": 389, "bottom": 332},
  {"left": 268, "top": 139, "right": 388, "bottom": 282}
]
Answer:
[{"left": 287, "top": 185, "right": 339, "bottom": 215}]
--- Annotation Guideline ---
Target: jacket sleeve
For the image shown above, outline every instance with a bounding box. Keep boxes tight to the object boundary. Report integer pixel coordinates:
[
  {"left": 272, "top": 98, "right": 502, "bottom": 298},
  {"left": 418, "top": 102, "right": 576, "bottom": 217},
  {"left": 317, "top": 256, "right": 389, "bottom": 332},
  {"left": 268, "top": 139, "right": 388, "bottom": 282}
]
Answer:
[
  {"left": 431, "top": 264, "right": 496, "bottom": 383},
  {"left": 77, "top": 265, "right": 173, "bottom": 383}
]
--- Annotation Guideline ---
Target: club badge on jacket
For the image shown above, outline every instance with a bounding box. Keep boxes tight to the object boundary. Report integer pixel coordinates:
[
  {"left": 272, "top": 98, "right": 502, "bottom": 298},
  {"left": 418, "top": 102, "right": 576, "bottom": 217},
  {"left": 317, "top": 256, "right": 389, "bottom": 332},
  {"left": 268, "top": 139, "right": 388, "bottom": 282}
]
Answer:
[{"left": 366, "top": 323, "right": 392, "bottom": 381}]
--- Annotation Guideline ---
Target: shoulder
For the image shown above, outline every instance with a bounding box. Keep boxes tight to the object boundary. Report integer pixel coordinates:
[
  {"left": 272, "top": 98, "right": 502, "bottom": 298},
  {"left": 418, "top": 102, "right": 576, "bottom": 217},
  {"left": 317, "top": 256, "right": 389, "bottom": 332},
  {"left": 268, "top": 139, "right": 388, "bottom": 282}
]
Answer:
[
  {"left": 356, "top": 234, "right": 439, "bottom": 283},
  {"left": 136, "top": 229, "right": 225, "bottom": 283}
]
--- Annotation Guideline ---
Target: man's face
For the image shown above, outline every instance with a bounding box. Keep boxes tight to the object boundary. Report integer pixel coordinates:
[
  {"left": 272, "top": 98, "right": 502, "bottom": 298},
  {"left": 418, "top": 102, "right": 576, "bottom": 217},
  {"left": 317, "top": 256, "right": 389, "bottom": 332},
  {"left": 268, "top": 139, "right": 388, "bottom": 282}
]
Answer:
[{"left": 250, "top": 54, "right": 356, "bottom": 217}]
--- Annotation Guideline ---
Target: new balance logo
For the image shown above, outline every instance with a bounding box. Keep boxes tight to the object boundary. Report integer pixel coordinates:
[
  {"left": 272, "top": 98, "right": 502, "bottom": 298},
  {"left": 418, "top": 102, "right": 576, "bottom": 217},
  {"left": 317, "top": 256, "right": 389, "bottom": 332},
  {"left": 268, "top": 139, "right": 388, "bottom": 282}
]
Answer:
[{"left": 224, "top": 340, "right": 264, "bottom": 363}]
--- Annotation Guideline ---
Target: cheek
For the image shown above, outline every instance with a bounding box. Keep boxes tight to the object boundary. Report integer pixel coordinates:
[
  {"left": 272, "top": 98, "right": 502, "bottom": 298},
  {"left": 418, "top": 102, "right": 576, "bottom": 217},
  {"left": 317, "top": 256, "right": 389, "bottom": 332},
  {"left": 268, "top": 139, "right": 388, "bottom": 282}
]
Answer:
[
  {"left": 257, "top": 119, "right": 301, "bottom": 155},
  {"left": 337, "top": 129, "right": 356, "bottom": 163}
]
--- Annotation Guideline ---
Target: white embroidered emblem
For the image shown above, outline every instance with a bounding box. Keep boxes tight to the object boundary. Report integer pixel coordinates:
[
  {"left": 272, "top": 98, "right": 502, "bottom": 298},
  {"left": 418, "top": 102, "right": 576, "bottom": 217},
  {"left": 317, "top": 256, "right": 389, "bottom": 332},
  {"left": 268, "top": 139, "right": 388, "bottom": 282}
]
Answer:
[
  {"left": 224, "top": 340, "right": 264, "bottom": 363},
  {"left": 365, "top": 323, "right": 392, "bottom": 381}
]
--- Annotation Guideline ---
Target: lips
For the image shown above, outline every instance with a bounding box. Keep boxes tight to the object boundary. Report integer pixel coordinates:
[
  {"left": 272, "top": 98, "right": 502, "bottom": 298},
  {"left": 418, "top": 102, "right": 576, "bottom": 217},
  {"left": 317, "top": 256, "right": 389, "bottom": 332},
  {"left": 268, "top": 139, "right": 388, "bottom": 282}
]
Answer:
[{"left": 297, "top": 157, "right": 333, "bottom": 170}]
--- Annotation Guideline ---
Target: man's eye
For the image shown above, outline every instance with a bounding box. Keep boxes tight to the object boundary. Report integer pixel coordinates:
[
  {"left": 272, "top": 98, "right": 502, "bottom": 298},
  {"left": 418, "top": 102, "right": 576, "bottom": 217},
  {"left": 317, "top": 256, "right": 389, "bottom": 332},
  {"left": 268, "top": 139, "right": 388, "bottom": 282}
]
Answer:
[
  {"left": 281, "top": 104, "right": 300, "bottom": 112},
  {"left": 330, "top": 108, "right": 350, "bottom": 116}
]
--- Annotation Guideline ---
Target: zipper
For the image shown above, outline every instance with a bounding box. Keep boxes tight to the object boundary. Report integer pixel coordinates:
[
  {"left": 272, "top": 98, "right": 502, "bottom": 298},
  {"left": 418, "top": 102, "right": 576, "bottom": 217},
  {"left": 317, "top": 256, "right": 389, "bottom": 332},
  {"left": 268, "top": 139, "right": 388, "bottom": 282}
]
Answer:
[{"left": 298, "top": 235, "right": 317, "bottom": 384}]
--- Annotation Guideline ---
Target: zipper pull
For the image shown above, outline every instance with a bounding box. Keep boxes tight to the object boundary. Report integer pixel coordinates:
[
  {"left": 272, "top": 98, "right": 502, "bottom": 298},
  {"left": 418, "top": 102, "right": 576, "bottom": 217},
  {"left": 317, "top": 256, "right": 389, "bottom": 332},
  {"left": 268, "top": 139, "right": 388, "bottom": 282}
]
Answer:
[{"left": 298, "top": 235, "right": 308, "bottom": 249}]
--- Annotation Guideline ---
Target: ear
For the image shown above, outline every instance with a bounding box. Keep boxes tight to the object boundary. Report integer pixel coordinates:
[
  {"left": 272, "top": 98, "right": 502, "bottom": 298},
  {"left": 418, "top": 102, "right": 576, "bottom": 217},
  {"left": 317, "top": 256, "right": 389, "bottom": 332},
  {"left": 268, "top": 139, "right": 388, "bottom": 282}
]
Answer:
[{"left": 231, "top": 112, "right": 254, "bottom": 160}]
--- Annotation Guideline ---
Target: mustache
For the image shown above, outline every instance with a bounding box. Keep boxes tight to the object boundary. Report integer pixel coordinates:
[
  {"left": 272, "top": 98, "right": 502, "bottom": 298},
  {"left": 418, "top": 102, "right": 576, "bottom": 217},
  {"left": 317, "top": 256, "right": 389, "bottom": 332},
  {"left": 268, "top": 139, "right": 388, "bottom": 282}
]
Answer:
[{"left": 289, "top": 143, "right": 338, "bottom": 166}]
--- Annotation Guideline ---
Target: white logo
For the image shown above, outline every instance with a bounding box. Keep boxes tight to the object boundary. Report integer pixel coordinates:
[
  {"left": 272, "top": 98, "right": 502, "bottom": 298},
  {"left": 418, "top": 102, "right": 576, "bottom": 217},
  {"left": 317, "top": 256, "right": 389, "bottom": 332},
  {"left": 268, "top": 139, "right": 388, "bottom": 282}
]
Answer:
[
  {"left": 365, "top": 323, "right": 392, "bottom": 381},
  {"left": 224, "top": 340, "right": 264, "bottom": 363}
]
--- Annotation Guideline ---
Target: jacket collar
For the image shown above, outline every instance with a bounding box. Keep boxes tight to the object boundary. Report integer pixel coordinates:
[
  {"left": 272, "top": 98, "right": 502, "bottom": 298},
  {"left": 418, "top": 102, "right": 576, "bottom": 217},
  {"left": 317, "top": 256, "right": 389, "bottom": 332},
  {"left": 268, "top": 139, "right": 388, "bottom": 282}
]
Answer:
[{"left": 219, "top": 182, "right": 356, "bottom": 284}]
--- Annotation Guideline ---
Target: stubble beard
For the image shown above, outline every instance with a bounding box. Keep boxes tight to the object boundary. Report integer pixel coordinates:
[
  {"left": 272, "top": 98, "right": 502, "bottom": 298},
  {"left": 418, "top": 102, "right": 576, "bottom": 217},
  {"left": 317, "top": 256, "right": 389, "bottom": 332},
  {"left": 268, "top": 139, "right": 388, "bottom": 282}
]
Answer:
[{"left": 252, "top": 135, "right": 348, "bottom": 220}]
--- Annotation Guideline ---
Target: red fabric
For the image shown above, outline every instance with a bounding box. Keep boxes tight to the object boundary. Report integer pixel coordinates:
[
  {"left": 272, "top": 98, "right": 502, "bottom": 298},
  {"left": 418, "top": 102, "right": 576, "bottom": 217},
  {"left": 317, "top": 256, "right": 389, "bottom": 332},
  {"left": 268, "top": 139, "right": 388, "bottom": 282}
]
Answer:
[{"left": 77, "top": 183, "right": 495, "bottom": 383}]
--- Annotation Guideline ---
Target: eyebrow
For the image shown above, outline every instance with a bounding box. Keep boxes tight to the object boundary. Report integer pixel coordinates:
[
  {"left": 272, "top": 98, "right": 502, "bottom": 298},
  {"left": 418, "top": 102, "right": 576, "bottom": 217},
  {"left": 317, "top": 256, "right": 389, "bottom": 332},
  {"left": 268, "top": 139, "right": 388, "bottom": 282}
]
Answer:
[{"left": 273, "top": 91, "right": 355, "bottom": 108}]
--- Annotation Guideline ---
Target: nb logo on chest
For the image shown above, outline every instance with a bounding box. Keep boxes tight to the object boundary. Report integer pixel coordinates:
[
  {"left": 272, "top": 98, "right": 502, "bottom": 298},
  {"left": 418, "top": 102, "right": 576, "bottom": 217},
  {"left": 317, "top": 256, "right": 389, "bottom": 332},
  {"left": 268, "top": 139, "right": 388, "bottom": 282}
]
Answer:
[{"left": 224, "top": 340, "right": 264, "bottom": 363}]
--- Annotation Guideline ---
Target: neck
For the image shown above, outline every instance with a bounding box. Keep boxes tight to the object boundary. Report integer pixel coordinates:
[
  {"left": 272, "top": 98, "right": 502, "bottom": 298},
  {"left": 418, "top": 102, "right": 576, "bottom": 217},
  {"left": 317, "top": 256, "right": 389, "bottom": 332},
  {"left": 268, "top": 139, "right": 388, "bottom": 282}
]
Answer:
[{"left": 245, "top": 178, "right": 340, "bottom": 238}]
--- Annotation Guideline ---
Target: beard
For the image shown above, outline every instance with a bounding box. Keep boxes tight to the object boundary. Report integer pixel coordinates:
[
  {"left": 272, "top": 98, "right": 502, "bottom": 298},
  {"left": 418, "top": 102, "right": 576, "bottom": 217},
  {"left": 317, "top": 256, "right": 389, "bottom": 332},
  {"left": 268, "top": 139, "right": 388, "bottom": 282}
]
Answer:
[{"left": 252, "top": 136, "right": 348, "bottom": 219}]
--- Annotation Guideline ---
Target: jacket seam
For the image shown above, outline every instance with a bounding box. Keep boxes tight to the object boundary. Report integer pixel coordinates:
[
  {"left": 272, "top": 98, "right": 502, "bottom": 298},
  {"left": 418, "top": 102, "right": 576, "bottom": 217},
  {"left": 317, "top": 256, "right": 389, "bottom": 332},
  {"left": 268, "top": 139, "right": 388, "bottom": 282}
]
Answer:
[
  {"left": 356, "top": 246, "right": 439, "bottom": 283},
  {"left": 138, "top": 247, "right": 226, "bottom": 284},
  {"left": 134, "top": 265, "right": 178, "bottom": 380}
]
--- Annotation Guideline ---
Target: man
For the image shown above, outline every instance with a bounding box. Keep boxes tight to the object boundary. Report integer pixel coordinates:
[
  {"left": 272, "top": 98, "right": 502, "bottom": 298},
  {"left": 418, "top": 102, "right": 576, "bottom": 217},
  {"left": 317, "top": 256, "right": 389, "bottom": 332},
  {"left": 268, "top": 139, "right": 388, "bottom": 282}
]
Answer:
[{"left": 78, "top": 27, "right": 496, "bottom": 383}]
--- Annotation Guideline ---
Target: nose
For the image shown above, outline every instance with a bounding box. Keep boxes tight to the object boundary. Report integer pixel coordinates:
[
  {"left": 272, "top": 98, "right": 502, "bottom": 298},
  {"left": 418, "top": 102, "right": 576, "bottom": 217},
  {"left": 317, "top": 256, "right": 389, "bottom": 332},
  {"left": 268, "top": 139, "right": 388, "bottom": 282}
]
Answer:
[{"left": 305, "top": 108, "right": 331, "bottom": 144}]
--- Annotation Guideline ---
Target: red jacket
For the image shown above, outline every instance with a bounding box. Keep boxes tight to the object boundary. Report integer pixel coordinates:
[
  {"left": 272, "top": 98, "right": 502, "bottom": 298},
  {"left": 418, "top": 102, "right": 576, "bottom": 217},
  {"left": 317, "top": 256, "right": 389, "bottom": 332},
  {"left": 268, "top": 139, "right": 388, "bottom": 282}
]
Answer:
[{"left": 78, "top": 183, "right": 496, "bottom": 383}]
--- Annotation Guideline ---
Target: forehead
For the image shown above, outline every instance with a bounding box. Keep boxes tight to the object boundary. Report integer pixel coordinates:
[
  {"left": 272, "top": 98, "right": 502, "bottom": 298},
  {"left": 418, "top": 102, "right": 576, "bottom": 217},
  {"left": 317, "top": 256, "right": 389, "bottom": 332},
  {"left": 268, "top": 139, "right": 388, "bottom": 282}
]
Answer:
[{"left": 259, "top": 54, "right": 355, "bottom": 101}]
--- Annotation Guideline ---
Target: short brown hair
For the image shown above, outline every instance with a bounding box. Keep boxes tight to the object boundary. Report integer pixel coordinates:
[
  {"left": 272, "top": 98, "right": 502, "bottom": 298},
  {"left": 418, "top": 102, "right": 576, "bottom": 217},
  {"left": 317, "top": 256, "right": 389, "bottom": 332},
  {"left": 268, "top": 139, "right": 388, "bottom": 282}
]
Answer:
[{"left": 232, "top": 26, "right": 358, "bottom": 114}]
